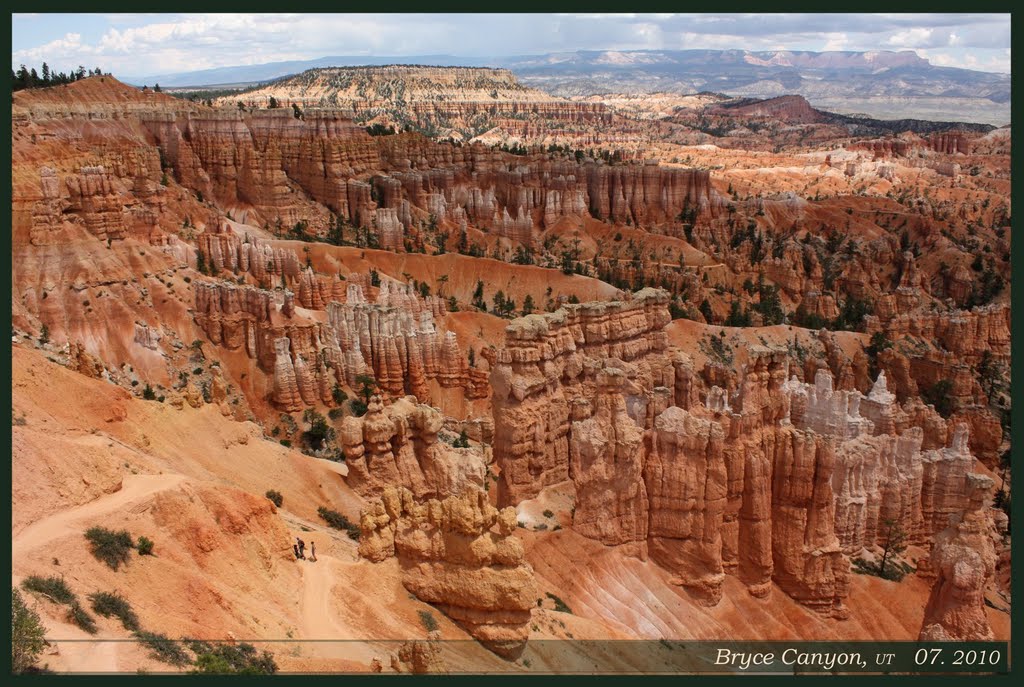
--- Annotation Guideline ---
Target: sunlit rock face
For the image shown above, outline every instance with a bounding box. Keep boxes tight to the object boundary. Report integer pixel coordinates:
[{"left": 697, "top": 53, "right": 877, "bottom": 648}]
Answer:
[{"left": 490, "top": 296, "right": 977, "bottom": 618}]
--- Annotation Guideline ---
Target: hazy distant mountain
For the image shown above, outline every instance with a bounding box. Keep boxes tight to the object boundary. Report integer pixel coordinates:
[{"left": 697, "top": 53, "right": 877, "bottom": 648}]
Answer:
[
  {"left": 130, "top": 49, "right": 1010, "bottom": 125},
  {"left": 503, "top": 50, "right": 1010, "bottom": 125},
  {"left": 128, "top": 55, "right": 483, "bottom": 87},
  {"left": 501, "top": 49, "right": 1009, "bottom": 102}
]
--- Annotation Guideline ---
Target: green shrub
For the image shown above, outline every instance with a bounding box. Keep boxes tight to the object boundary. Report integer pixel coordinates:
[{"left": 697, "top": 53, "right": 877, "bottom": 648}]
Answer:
[
  {"left": 851, "top": 556, "right": 912, "bottom": 582},
  {"left": 317, "top": 506, "right": 360, "bottom": 540},
  {"left": 89, "top": 591, "right": 140, "bottom": 631},
  {"left": 134, "top": 631, "right": 191, "bottom": 667},
  {"left": 265, "top": 490, "right": 283, "bottom": 508},
  {"left": 190, "top": 642, "right": 277, "bottom": 674},
  {"left": 452, "top": 430, "right": 470, "bottom": 448},
  {"left": 417, "top": 609, "right": 439, "bottom": 633},
  {"left": 67, "top": 602, "right": 97, "bottom": 634},
  {"left": 21, "top": 575, "right": 76, "bottom": 605},
  {"left": 301, "top": 409, "right": 334, "bottom": 451},
  {"left": 994, "top": 489, "right": 1011, "bottom": 530},
  {"left": 20, "top": 575, "right": 96, "bottom": 633},
  {"left": 142, "top": 384, "right": 157, "bottom": 401},
  {"left": 137, "top": 536, "right": 154, "bottom": 556},
  {"left": 365, "top": 123, "right": 397, "bottom": 137},
  {"left": 12, "top": 588, "right": 48, "bottom": 674},
  {"left": 922, "top": 379, "right": 956, "bottom": 418},
  {"left": 542, "top": 510, "right": 554, "bottom": 519},
  {"left": 851, "top": 557, "right": 872, "bottom": 575},
  {"left": 84, "top": 526, "right": 135, "bottom": 570},
  {"left": 279, "top": 439, "right": 292, "bottom": 448},
  {"left": 545, "top": 592, "right": 573, "bottom": 614}
]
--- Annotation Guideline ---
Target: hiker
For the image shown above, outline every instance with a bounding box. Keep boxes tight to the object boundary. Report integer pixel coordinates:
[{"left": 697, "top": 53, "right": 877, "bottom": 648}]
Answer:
[
  {"left": 297, "top": 537, "right": 306, "bottom": 559},
  {"left": 309, "top": 541, "right": 316, "bottom": 562},
  {"left": 292, "top": 543, "right": 301, "bottom": 559}
]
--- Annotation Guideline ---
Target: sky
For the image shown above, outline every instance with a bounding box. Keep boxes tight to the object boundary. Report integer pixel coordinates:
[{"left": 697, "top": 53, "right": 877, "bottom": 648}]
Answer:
[{"left": 11, "top": 13, "right": 1012, "bottom": 79}]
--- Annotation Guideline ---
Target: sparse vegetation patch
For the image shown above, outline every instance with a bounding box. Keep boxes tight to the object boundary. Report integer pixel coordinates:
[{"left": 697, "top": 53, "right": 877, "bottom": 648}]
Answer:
[
  {"left": 84, "top": 526, "right": 135, "bottom": 570},
  {"left": 318, "top": 506, "right": 361, "bottom": 540},
  {"left": 89, "top": 591, "right": 140, "bottom": 631}
]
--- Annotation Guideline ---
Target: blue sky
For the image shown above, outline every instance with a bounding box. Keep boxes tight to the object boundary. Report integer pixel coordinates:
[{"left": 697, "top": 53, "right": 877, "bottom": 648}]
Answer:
[{"left": 11, "top": 13, "right": 1011, "bottom": 79}]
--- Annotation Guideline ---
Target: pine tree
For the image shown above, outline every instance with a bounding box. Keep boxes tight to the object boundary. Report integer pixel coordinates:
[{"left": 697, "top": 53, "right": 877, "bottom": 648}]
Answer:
[
  {"left": 355, "top": 374, "right": 377, "bottom": 405},
  {"left": 522, "top": 294, "right": 535, "bottom": 315},
  {"left": 472, "top": 280, "right": 485, "bottom": 311},
  {"left": 699, "top": 299, "right": 714, "bottom": 324},
  {"left": 878, "top": 518, "right": 908, "bottom": 579}
]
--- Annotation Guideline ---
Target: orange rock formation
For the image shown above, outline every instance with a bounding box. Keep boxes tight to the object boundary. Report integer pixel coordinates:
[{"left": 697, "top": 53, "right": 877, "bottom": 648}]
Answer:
[{"left": 359, "top": 486, "right": 537, "bottom": 658}]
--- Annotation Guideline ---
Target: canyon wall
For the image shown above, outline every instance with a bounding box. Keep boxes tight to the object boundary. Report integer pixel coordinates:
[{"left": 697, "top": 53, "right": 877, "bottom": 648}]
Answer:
[
  {"left": 192, "top": 229, "right": 485, "bottom": 408},
  {"left": 490, "top": 292, "right": 980, "bottom": 616},
  {"left": 919, "top": 474, "right": 998, "bottom": 641},
  {"left": 340, "top": 395, "right": 486, "bottom": 499},
  {"left": 140, "top": 107, "right": 715, "bottom": 244},
  {"left": 490, "top": 288, "right": 676, "bottom": 505}
]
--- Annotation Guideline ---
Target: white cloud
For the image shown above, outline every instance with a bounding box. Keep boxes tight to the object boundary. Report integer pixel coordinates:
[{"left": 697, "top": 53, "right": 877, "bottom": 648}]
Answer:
[
  {"left": 822, "top": 32, "right": 849, "bottom": 51},
  {"left": 12, "top": 33, "right": 93, "bottom": 67},
  {"left": 9, "top": 13, "right": 1013, "bottom": 78},
  {"left": 887, "top": 27, "right": 934, "bottom": 48},
  {"left": 917, "top": 48, "right": 1010, "bottom": 73}
]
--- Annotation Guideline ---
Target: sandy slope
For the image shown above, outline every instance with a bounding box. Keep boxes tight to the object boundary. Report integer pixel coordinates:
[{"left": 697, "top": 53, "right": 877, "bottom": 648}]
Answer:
[
  {"left": 525, "top": 526, "right": 1009, "bottom": 643},
  {"left": 13, "top": 474, "right": 187, "bottom": 560},
  {"left": 11, "top": 345, "right": 464, "bottom": 672}
]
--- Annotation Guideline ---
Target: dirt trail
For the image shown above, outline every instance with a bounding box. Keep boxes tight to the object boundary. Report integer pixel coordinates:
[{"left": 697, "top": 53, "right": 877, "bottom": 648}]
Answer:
[
  {"left": 12, "top": 469, "right": 192, "bottom": 674},
  {"left": 22, "top": 610, "right": 166, "bottom": 674},
  {"left": 300, "top": 557, "right": 342, "bottom": 637},
  {"left": 298, "top": 557, "right": 378, "bottom": 665},
  {"left": 12, "top": 473, "right": 186, "bottom": 559},
  {"left": 45, "top": 631, "right": 121, "bottom": 673}
]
